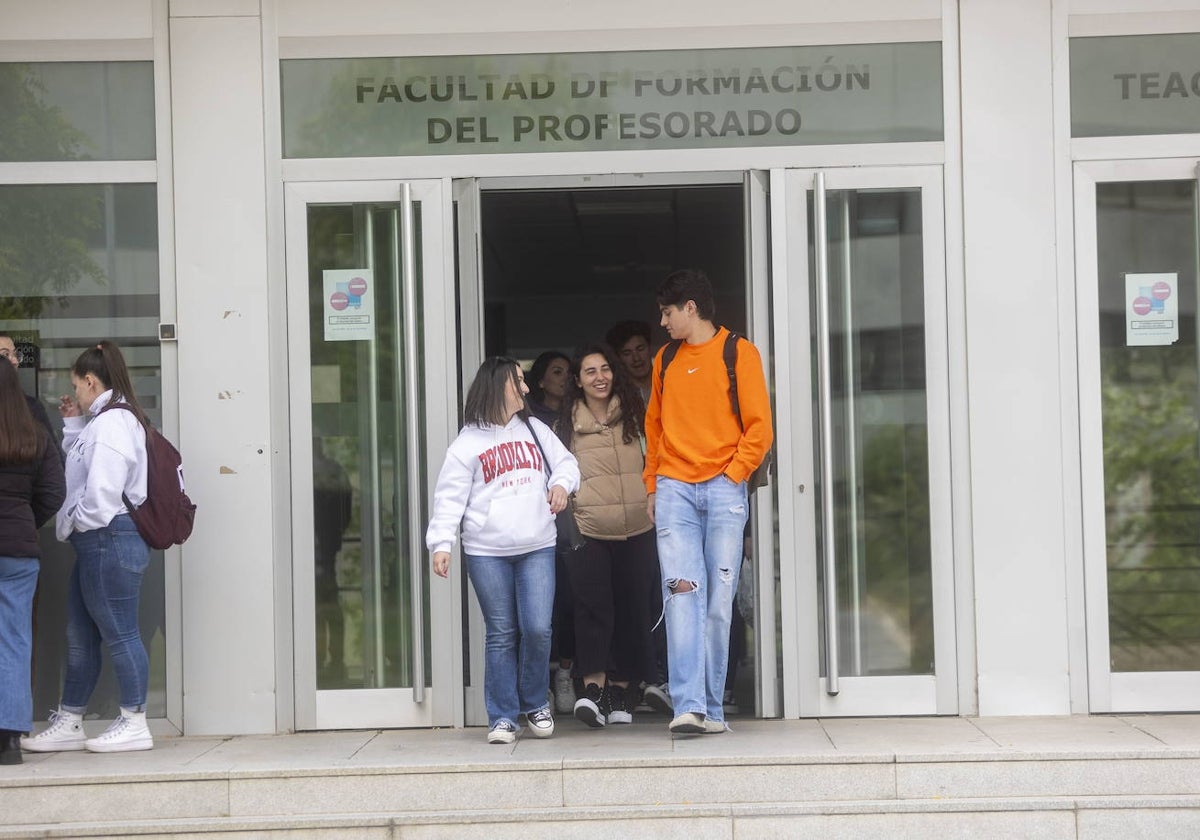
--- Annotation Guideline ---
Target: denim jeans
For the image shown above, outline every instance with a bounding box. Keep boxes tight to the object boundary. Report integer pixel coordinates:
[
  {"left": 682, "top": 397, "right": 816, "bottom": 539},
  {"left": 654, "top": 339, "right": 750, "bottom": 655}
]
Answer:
[
  {"left": 465, "top": 546, "right": 555, "bottom": 728},
  {"left": 0, "top": 556, "right": 39, "bottom": 731},
  {"left": 62, "top": 514, "right": 150, "bottom": 712},
  {"left": 655, "top": 475, "right": 748, "bottom": 722}
]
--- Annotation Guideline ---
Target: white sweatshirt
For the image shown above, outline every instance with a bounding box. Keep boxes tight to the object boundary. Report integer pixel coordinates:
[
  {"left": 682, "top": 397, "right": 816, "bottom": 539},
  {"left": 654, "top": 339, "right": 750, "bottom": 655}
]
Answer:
[
  {"left": 426, "top": 415, "right": 579, "bottom": 557},
  {"left": 56, "top": 390, "right": 148, "bottom": 542}
]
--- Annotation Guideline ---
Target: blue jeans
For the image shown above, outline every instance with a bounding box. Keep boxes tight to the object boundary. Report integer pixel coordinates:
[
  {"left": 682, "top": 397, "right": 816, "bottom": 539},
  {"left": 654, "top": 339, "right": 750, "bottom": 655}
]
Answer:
[
  {"left": 655, "top": 475, "right": 748, "bottom": 722},
  {"left": 0, "top": 556, "right": 39, "bottom": 731},
  {"left": 465, "top": 546, "right": 555, "bottom": 728},
  {"left": 62, "top": 514, "right": 150, "bottom": 712}
]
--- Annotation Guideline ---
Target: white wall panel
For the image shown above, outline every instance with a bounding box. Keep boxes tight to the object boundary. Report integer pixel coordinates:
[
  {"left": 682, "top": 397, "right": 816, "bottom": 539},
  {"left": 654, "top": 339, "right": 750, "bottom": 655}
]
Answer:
[
  {"left": 170, "top": 15, "right": 275, "bottom": 735},
  {"left": 276, "top": 0, "right": 941, "bottom": 38},
  {"left": 960, "top": 0, "right": 1070, "bottom": 715},
  {"left": 171, "top": 0, "right": 260, "bottom": 16},
  {"left": 0, "top": 0, "right": 153, "bottom": 39}
]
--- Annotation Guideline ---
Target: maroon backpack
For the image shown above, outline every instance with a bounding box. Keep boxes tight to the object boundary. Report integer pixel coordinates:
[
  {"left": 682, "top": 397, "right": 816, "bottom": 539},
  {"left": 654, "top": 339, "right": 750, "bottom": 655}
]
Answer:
[{"left": 101, "top": 403, "right": 197, "bottom": 549}]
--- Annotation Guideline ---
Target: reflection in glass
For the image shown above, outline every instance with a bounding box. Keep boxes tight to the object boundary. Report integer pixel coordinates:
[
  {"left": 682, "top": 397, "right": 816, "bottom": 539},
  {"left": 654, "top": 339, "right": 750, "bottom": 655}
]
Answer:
[
  {"left": 810, "top": 188, "right": 933, "bottom": 677},
  {"left": 306, "top": 203, "right": 431, "bottom": 690},
  {"left": 1097, "top": 180, "right": 1200, "bottom": 672},
  {"left": 0, "top": 183, "right": 164, "bottom": 720},
  {"left": 0, "top": 62, "right": 155, "bottom": 162}
]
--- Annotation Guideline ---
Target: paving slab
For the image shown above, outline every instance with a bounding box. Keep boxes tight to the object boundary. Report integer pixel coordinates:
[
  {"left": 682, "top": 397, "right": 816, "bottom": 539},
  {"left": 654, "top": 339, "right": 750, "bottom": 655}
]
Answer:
[
  {"left": 819, "top": 716, "right": 998, "bottom": 755},
  {"left": 970, "top": 714, "right": 1165, "bottom": 753}
]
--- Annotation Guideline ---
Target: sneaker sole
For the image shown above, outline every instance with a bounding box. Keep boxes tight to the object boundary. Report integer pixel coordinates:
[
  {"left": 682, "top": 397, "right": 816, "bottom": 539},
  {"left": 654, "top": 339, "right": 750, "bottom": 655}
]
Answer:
[
  {"left": 607, "top": 711, "right": 633, "bottom": 724},
  {"left": 528, "top": 723, "right": 554, "bottom": 738},
  {"left": 21, "top": 740, "right": 86, "bottom": 752},
  {"left": 668, "top": 717, "right": 706, "bottom": 734},
  {"left": 487, "top": 732, "right": 517, "bottom": 744},
  {"left": 85, "top": 738, "right": 153, "bottom": 753}
]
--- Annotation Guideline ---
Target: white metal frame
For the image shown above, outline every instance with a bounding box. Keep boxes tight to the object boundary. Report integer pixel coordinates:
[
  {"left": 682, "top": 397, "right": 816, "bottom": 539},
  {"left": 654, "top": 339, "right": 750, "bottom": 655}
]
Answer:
[
  {"left": 284, "top": 179, "right": 459, "bottom": 729},
  {"left": 775, "top": 165, "right": 956, "bottom": 717},
  {"left": 1074, "top": 157, "right": 1200, "bottom": 713}
]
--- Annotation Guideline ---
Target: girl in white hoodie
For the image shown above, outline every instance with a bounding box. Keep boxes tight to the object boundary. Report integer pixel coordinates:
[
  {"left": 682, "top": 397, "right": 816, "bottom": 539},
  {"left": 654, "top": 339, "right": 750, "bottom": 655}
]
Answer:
[
  {"left": 428, "top": 357, "right": 579, "bottom": 744},
  {"left": 22, "top": 341, "right": 153, "bottom": 755}
]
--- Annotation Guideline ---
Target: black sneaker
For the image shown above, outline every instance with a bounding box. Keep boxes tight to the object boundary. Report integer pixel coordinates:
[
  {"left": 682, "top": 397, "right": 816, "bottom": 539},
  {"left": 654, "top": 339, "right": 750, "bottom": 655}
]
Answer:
[
  {"left": 573, "top": 682, "right": 606, "bottom": 728},
  {"left": 607, "top": 683, "right": 632, "bottom": 724}
]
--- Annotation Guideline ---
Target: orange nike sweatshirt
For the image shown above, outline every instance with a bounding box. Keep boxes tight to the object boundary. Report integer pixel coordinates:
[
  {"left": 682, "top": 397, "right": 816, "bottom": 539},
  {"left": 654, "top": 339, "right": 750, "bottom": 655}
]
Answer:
[{"left": 642, "top": 327, "right": 773, "bottom": 494}]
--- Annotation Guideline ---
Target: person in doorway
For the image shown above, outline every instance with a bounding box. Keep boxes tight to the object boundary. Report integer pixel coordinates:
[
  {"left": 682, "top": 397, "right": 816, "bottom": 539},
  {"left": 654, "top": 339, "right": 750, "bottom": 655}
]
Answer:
[
  {"left": 0, "top": 362, "right": 66, "bottom": 765},
  {"left": 0, "top": 334, "right": 55, "bottom": 446},
  {"left": 525, "top": 350, "right": 577, "bottom": 712},
  {"left": 555, "top": 343, "right": 657, "bottom": 728},
  {"left": 644, "top": 269, "right": 772, "bottom": 734},
  {"left": 313, "top": 438, "right": 352, "bottom": 685},
  {"left": 605, "top": 321, "right": 655, "bottom": 404},
  {"left": 427, "top": 357, "right": 579, "bottom": 744},
  {"left": 22, "top": 341, "right": 155, "bottom": 754},
  {"left": 526, "top": 351, "right": 570, "bottom": 426}
]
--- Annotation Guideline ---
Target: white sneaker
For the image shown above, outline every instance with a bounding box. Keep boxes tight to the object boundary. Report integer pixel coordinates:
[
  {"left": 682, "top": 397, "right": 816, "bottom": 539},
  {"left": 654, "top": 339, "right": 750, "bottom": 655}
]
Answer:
[
  {"left": 85, "top": 710, "right": 153, "bottom": 753},
  {"left": 553, "top": 667, "right": 576, "bottom": 714},
  {"left": 21, "top": 709, "right": 86, "bottom": 752}
]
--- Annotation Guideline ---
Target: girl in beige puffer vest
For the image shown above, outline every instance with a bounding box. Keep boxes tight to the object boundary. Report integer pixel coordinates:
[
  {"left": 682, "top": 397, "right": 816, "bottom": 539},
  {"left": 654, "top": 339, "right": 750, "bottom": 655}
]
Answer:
[{"left": 556, "top": 343, "right": 659, "bottom": 729}]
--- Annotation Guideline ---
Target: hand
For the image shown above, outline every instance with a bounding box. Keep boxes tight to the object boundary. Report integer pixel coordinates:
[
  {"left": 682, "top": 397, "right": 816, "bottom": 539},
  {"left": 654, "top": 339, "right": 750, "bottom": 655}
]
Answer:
[
  {"left": 547, "top": 484, "right": 568, "bottom": 515},
  {"left": 646, "top": 492, "right": 655, "bottom": 524},
  {"left": 432, "top": 551, "right": 450, "bottom": 578},
  {"left": 59, "top": 395, "right": 80, "bottom": 418}
]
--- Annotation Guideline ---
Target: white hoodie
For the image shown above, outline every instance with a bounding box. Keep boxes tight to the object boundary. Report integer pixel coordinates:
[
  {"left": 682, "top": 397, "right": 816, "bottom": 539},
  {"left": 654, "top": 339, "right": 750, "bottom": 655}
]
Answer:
[
  {"left": 426, "top": 415, "right": 579, "bottom": 557},
  {"left": 56, "top": 389, "right": 148, "bottom": 542}
]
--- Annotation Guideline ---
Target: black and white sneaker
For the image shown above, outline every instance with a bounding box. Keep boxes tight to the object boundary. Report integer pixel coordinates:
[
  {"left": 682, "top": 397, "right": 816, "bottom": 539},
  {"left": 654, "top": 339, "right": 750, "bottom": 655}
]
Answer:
[
  {"left": 574, "top": 682, "right": 607, "bottom": 728},
  {"left": 487, "top": 720, "right": 518, "bottom": 744},
  {"left": 607, "top": 683, "right": 633, "bottom": 724},
  {"left": 527, "top": 707, "right": 555, "bottom": 738},
  {"left": 641, "top": 682, "right": 673, "bottom": 715}
]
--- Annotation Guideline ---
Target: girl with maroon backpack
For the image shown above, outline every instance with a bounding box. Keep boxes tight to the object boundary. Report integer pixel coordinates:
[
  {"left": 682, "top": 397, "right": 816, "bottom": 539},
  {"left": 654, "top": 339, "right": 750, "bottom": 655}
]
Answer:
[{"left": 23, "top": 341, "right": 155, "bottom": 754}]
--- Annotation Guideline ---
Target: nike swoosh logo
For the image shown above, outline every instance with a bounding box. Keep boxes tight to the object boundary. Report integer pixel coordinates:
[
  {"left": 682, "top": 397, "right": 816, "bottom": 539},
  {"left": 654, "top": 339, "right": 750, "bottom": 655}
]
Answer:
[{"left": 687, "top": 367, "right": 700, "bottom": 374}]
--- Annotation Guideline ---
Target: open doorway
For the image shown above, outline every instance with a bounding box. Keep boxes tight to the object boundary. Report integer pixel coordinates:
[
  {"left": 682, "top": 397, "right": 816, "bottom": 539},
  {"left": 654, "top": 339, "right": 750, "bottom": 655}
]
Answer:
[{"left": 478, "top": 181, "right": 761, "bottom": 720}]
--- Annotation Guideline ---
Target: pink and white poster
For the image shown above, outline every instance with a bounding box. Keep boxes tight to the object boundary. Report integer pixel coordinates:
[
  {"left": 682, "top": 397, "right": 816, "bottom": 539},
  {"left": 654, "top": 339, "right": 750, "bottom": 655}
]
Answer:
[
  {"left": 1125, "top": 272, "right": 1178, "bottom": 347},
  {"left": 322, "top": 269, "right": 375, "bottom": 342}
]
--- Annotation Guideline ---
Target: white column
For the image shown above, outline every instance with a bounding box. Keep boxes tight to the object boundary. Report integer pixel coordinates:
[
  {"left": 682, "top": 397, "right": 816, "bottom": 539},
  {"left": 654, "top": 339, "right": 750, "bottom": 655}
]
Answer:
[
  {"left": 959, "top": 0, "right": 1071, "bottom": 715},
  {"left": 170, "top": 9, "right": 277, "bottom": 734}
]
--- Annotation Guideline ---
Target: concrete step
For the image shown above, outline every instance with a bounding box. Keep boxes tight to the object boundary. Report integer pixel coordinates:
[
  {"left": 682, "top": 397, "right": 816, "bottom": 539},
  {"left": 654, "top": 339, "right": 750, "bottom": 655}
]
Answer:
[
  {"left": 5, "top": 796, "right": 1200, "bottom": 839},
  {"left": 5, "top": 717, "right": 1200, "bottom": 838}
]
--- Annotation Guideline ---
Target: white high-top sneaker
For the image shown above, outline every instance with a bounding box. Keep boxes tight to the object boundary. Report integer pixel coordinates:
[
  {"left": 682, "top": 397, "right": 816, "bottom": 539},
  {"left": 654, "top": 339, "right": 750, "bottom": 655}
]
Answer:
[
  {"left": 84, "top": 708, "right": 153, "bottom": 753},
  {"left": 21, "top": 709, "right": 86, "bottom": 752}
]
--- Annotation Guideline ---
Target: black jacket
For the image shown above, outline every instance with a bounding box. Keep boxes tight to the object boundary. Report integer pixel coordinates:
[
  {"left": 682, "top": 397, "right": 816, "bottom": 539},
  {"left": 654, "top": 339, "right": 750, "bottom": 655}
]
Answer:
[{"left": 0, "top": 430, "right": 66, "bottom": 558}]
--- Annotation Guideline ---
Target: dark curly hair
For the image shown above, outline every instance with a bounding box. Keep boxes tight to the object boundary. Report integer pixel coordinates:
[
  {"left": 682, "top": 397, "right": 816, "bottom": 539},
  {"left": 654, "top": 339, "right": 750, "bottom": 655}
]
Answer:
[{"left": 557, "top": 343, "right": 645, "bottom": 447}]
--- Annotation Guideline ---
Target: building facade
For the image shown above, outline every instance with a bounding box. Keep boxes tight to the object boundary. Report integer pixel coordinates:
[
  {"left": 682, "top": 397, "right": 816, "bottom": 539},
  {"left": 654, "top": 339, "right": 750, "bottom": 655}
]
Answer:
[{"left": 2, "top": 0, "right": 1198, "bottom": 736}]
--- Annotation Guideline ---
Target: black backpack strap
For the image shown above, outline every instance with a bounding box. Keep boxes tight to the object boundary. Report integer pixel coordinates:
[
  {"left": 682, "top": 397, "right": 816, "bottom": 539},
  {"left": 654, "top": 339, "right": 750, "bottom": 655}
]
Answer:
[
  {"left": 724, "top": 331, "right": 743, "bottom": 431},
  {"left": 657, "top": 339, "right": 683, "bottom": 387},
  {"left": 519, "top": 415, "right": 552, "bottom": 485}
]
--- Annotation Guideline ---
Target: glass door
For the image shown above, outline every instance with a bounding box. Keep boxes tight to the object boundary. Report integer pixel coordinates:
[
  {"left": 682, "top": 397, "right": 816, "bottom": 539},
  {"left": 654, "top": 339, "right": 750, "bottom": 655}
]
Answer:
[
  {"left": 285, "top": 180, "right": 459, "bottom": 729},
  {"left": 773, "top": 166, "right": 957, "bottom": 716},
  {"left": 1075, "top": 159, "right": 1200, "bottom": 713}
]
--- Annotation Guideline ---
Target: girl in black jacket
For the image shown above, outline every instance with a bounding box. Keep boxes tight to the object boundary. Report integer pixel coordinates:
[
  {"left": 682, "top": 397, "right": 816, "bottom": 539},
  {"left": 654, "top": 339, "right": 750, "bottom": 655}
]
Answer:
[{"left": 0, "top": 361, "right": 65, "bottom": 764}]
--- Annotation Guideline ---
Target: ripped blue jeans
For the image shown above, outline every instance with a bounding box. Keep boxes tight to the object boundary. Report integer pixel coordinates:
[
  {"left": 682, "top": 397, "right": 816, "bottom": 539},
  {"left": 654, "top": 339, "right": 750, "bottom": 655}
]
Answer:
[{"left": 655, "top": 474, "right": 748, "bottom": 722}]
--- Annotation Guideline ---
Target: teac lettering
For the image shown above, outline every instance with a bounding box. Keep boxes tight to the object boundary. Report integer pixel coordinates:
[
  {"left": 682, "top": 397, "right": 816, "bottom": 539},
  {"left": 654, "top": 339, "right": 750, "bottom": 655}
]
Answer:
[{"left": 1114, "top": 71, "right": 1200, "bottom": 99}]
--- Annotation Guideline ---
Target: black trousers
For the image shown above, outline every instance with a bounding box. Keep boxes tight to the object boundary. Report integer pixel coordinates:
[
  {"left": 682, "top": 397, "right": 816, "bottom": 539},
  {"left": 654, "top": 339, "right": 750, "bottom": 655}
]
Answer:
[{"left": 565, "top": 529, "right": 658, "bottom": 684}]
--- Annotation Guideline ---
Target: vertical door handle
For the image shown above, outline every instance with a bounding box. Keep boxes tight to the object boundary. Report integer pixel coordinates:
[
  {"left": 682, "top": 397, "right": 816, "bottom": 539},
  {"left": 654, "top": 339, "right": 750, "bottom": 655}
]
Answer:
[
  {"left": 813, "top": 171, "right": 840, "bottom": 696},
  {"left": 397, "top": 184, "right": 427, "bottom": 702}
]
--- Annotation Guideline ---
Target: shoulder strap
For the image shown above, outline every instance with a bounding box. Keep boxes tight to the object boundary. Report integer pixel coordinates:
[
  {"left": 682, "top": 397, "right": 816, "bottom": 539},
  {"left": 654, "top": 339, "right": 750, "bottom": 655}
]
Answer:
[
  {"left": 724, "top": 331, "right": 743, "bottom": 431},
  {"left": 519, "top": 415, "right": 552, "bottom": 484},
  {"left": 658, "top": 339, "right": 683, "bottom": 387}
]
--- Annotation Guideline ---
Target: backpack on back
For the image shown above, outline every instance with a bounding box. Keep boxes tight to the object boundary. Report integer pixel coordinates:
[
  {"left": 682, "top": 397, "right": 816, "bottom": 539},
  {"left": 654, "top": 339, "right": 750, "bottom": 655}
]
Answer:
[
  {"left": 101, "top": 403, "right": 197, "bottom": 549},
  {"left": 658, "top": 330, "right": 775, "bottom": 492}
]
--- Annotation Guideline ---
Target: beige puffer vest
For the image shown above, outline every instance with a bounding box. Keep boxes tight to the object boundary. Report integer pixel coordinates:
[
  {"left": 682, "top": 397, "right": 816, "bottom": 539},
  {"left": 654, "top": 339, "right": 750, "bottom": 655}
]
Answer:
[{"left": 568, "top": 396, "right": 652, "bottom": 541}]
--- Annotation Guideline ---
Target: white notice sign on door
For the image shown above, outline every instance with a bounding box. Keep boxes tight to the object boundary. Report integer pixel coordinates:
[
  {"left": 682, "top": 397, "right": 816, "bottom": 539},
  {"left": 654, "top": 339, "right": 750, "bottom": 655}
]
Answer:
[
  {"left": 1125, "top": 272, "right": 1178, "bottom": 347},
  {"left": 323, "top": 269, "right": 375, "bottom": 342}
]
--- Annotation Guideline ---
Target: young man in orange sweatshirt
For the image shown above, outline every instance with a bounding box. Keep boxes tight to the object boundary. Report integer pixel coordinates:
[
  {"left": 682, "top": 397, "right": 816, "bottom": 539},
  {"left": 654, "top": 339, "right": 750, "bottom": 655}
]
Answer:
[{"left": 643, "top": 269, "right": 772, "bottom": 734}]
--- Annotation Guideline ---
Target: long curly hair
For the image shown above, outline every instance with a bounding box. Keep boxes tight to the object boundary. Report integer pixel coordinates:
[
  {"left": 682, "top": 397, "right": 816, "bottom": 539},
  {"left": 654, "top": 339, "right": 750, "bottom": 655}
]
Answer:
[{"left": 557, "top": 342, "right": 645, "bottom": 447}]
